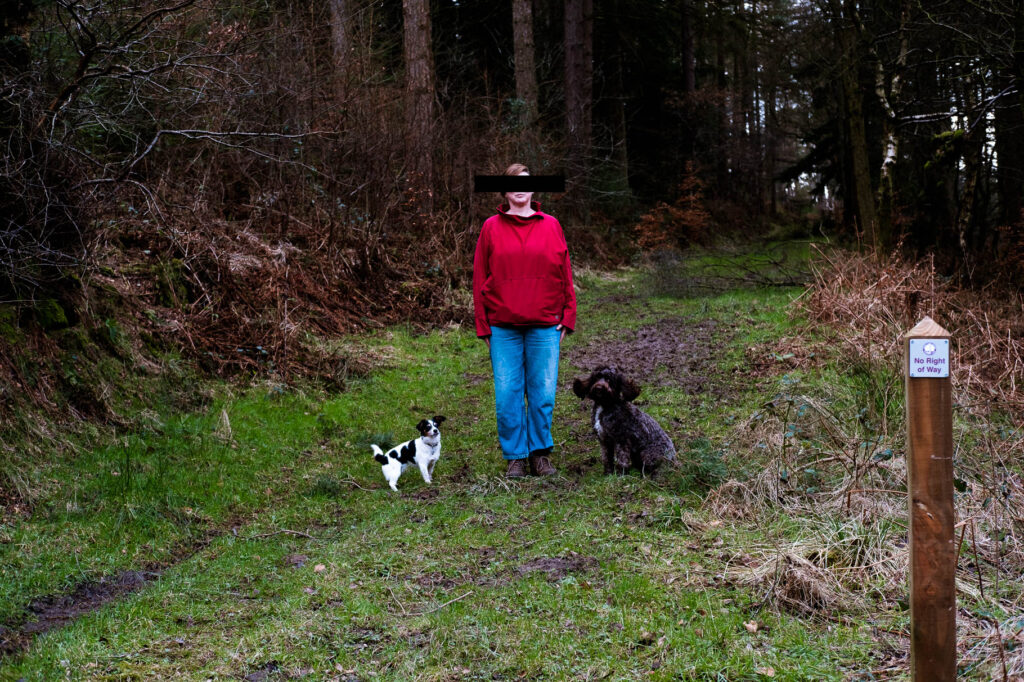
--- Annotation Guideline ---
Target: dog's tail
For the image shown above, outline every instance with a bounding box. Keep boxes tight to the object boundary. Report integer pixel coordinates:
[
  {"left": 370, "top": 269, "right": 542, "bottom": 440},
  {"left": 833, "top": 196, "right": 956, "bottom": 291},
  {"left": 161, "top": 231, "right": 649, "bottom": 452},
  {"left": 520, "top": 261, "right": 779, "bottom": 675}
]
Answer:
[{"left": 371, "top": 444, "right": 388, "bottom": 465}]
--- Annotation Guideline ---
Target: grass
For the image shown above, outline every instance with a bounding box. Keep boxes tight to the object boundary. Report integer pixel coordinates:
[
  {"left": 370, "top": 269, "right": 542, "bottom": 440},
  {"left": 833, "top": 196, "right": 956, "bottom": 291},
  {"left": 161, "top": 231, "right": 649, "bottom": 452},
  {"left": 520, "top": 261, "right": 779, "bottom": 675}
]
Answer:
[{"left": 2, "top": 243, "right": 1019, "bottom": 680}]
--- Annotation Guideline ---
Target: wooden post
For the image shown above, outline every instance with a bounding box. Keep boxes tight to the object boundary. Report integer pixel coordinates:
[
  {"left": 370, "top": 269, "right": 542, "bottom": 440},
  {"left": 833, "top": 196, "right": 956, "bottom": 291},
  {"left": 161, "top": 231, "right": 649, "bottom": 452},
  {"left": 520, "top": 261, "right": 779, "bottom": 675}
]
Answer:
[{"left": 903, "top": 316, "right": 956, "bottom": 681}]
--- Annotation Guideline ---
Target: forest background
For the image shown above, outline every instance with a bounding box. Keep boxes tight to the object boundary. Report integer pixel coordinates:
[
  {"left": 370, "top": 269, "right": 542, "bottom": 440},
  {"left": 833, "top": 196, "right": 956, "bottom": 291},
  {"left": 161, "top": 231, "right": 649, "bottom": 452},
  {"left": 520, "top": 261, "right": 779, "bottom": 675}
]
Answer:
[{"left": 4, "top": 0, "right": 1024, "bottom": 400}]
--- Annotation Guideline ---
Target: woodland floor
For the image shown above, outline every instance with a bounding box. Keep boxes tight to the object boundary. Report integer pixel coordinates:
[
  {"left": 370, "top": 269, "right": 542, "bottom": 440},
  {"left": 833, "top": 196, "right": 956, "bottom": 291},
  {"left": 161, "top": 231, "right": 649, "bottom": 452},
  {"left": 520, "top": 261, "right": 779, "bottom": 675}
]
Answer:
[
  {"left": 1, "top": 294, "right": 732, "bottom": 656},
  {"left": 3, "top": 243, "right": 1018, "bottom": 680}
]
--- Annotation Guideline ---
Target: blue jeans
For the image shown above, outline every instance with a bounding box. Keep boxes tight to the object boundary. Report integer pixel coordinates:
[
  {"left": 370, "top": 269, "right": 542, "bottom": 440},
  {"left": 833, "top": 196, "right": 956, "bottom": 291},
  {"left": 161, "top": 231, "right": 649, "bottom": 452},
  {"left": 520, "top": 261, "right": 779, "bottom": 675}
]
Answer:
[{"left": 489, "top": 325, "right": 561, "bottom": 460}]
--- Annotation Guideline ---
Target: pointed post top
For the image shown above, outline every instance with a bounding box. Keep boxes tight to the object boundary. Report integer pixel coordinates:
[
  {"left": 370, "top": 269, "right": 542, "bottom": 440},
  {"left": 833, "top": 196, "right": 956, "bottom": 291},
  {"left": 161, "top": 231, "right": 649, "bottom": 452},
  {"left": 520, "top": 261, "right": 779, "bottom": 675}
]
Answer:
[{"left": 904, "top": 316, "right": 950, "bottom": 339}]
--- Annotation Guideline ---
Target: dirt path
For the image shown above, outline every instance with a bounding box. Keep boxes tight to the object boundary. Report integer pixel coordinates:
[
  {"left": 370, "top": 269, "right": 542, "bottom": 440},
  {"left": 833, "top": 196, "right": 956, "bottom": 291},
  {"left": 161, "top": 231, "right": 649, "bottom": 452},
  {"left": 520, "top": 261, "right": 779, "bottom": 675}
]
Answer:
[
  {"left": 0, "top": 570, "right": 158, "bottom": 655},
  {"left": 0, "top": 530, "right": 223, "bottom": 658},
  {"left": 1, "top": 304, "right": 737, "bottom": 664},
  {"left": 567, "top": 315, "right": 731, "bottom": 397}
]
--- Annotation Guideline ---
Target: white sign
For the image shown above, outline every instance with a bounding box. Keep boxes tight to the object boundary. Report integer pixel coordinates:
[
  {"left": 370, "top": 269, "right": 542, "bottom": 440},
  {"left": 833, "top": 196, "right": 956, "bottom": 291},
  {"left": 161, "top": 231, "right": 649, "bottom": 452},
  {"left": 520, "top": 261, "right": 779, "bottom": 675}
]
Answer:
[{"left": 908, "top": 338, "right": 949, "bottom": 378}]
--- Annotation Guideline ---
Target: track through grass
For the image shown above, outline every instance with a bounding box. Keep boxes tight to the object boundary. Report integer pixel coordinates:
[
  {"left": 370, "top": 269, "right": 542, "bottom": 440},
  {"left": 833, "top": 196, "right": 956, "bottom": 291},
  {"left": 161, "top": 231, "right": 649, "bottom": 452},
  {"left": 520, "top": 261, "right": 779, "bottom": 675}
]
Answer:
[{"left": 2, "top": 246, "right": 893, "bottom": 680}]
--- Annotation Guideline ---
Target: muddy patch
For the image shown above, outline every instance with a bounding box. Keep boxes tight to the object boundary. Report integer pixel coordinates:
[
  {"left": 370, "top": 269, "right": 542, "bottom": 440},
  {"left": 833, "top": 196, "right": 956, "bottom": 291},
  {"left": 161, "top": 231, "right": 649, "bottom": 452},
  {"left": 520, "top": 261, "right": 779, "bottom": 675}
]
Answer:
[
  {"left": 444, "top": 460, "right": 474, "bottom": 485},
  {"left": 1, "top": 526, "right": 228, "bottom": 658},
  {"left": 462, "top": 372, "right": 490, "bottom": 386},
  {"left": 0, "top": 484, "right": 31, "bottom": 525},
  {"left": 345, "top": 626, "right": 390, "bottom": 652},
  {"left": 414, "top": 572, "right": 461, "bottom": 590},
  {"left": 516, "top": 552, "right": 598, "bottom": 581},
  {"left": 406, "top": 486, "right": 440, "bottom": 501},
  {"left": 568, "top": 316, "right": 728, "bottom": 395},
  {"left": 243, "top": 660, "right": 281, "bottom": 682},
  {"left": 1, "top": 569, "right": 159, "bottom": 655},
  {"left": 565, "top": 456, "right": 600, "bottom": 478}
]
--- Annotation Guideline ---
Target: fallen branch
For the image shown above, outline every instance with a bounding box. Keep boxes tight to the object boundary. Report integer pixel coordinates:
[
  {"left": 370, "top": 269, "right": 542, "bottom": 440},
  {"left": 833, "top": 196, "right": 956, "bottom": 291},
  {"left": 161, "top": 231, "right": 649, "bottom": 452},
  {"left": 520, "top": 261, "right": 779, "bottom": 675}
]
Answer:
[
  {"left": 246, "top": 529, "right": 319, "bottom": 541},
  {"left": 339, "top": 478, "right": 370, "bottom": 491},
  {"left": 407, "top": 591, "right": 472, "bottom": 616},
  {"left": 387, "top": 585, "right": 409, "bottom": 616}
]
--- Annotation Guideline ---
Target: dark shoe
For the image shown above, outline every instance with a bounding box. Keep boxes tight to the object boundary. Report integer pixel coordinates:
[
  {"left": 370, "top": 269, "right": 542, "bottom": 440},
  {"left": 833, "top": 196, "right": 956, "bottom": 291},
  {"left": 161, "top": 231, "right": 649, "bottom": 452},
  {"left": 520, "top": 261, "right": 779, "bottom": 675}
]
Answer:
[
  {"left": 506, "top": 458, "right": 529, "bottom": 478},
  {"left": 528, "top": 449, "right": 557, "bottom": 476}
]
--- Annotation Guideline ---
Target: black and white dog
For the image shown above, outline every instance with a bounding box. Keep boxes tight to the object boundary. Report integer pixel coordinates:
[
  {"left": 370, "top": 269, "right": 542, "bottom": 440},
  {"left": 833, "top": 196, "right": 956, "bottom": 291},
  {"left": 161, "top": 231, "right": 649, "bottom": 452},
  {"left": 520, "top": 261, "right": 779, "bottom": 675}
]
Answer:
[{"left": 372, "top": 416, "right": 446, "bottom": 491}]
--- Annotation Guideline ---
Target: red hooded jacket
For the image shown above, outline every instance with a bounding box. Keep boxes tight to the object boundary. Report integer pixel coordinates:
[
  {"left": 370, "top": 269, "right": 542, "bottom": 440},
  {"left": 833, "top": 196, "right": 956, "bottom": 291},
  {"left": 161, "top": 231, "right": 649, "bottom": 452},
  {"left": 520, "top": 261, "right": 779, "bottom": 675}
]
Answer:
[{"left": 473, "top": 202, "right": 577, "bottom": 338}]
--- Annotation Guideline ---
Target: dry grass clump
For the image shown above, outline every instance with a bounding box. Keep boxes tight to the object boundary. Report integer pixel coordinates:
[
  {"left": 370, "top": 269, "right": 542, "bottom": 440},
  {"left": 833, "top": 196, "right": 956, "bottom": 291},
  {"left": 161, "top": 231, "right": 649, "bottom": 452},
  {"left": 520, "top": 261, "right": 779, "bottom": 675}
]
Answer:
[
  {"left": 703, "top": 480, "right": 765, "bottom": 520},
  {"left": 962, "top": 616, "right": 1024, "bottom": 679},
  {"left": 713, "top": 381, "right": 1024, "bottom": 602},
  {"left": 724, "top": 510, "right": 908, "bottom": 616},
  {"left": 800, "top": 245, "right": 1024, "bottom": 580},
  {"left": 803, "top": 245, "right": 1024, "bottom": 411},
  {"left": 712, "top": 386, "right": 1024, "bottom": 674},
  {"left": 711, "top": 392, "right": 908, "bottom": 521},
  {"left": 712, "top": 246, "right": 1024, "bottom": 676},
  {"left": 733, "top": 544, "right": 864, "bottom": 616}
]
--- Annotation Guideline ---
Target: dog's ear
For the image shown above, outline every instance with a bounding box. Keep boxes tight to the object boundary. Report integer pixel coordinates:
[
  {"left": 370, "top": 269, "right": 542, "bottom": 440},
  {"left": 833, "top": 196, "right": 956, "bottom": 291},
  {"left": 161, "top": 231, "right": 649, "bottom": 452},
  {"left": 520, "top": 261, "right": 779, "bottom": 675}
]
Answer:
[
  {"left": 416, "top": 419, "right": 430, "bottom": 433},
  {"left": 433, "top": 415, "right": 446, "bottom": 424},
  {"left": 572, "top": 377, "right": 589, "bottom": 399},
  {"left": 621, "top": 378, "right": 641, "bottom": 402}
]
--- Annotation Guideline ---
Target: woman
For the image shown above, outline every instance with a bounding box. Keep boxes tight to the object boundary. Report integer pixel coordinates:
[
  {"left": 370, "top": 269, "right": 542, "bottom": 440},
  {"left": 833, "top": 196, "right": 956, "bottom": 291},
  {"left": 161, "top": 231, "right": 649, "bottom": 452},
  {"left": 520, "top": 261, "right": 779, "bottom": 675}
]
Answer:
[{"left": 473, "top": 163, "right": 577, "bottom": 477}]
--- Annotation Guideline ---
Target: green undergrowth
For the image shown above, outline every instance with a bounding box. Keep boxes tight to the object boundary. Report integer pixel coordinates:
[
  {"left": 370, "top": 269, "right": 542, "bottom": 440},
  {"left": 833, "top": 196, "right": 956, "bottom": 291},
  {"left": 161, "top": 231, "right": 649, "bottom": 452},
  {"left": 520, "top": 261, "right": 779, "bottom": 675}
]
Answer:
[{"left": 1, "top": 242, "right": 943, "bottom": 680}]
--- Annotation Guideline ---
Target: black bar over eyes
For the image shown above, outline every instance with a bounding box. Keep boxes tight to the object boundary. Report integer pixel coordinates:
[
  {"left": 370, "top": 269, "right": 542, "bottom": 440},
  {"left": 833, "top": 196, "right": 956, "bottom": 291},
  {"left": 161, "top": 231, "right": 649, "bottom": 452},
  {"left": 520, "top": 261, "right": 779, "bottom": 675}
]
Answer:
[{"left": 473, "top": 175, "right": 565, "bottom": 193}]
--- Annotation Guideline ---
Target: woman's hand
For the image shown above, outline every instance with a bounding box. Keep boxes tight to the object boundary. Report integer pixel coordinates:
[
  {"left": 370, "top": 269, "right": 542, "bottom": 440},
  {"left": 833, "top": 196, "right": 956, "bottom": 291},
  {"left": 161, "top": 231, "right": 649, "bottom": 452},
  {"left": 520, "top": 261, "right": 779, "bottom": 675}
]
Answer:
[
  {"left": 483, "top": 336, "right": 491, "bottom": 349},
  {"left": 557, "top": 324, "right": 567, "bottom": 342}
]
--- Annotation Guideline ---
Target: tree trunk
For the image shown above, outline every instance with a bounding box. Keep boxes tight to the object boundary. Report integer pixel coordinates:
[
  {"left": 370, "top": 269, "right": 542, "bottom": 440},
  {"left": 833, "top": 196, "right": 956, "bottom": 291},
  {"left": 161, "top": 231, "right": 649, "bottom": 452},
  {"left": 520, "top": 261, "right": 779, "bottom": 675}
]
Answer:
[
  {"left": 999, "top": 2, "right": 1024, "bottom": 244},
  {"left": 582, "top": 0, "right": 593, "bottom": 155},
  {"left": 564, "top": 0, "right": 593, "bottom": 216},
  {"left": 732, "top": 48, "right": 745, "bottom": 201},
  {"left": 995, "top": 79, "right": 1024, "bottom": 232},
  {"left": 747, "top": 7, "right": 763, "bottom": 213},
  {"left": 512, "top": 0, "right": 538, "bottom": 138},
  {"left": 765, "top": 77, "right": 778, "bottom": 216},
  {"left": 956, "top": 70, "right": 983, "bottom": 278},
  {"left": 329, "top": 0, "right": 352, "bottom": 102},
  {"left": 714, "top": 21, "right": 729, "bottom": 192},
  {"left": 681, "top": 0, "right": 696, "bottom": 94},
  {"left": 676, "top": 0, "right": 698, "bottom": 169},
  {"left": 999, "top": 2, "right": 1024, "bottom": 265},
  {"left": 843, "top": 72, "right": 877, "bottom": 252},
  {"left": 403, "top": 0, "right": 435, "bottom": 210},
  {"left": 872, "top": 0, "right": 910, "bottom": 254},
  {"left": 835, "top": 0, "right": 878, "bottom": 253},
  {"left": 608, "top": 0, "right": 630, "bottom": 201}
]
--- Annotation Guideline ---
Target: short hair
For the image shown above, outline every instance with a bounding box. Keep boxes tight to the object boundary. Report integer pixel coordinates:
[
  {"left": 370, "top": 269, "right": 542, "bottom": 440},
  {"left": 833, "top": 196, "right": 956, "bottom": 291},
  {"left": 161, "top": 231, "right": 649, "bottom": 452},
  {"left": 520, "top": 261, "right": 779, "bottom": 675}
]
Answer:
[
  {"left": 501, "top": 163, "right": 530, "bottom": 204},
  {"left": 504, "top": 163, "right": 530, "bottom": 176}
]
